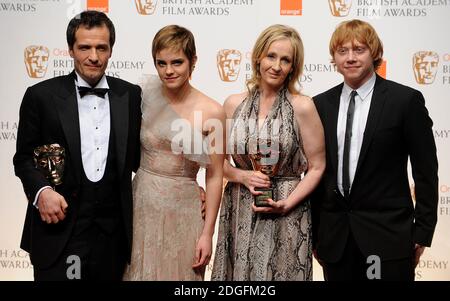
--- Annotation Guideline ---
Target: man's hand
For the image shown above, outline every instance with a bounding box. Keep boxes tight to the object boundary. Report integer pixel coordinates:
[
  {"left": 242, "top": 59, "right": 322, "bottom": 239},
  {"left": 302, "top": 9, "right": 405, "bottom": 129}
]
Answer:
[
  {"left": 37, "top": 188, "right": 68, "bottom": 224},
  {"left": 414, "top": 244, "right": 426, "bottom": 268},
  {"left": 199, "top": 186, "right": 206, "bottom": 219}
]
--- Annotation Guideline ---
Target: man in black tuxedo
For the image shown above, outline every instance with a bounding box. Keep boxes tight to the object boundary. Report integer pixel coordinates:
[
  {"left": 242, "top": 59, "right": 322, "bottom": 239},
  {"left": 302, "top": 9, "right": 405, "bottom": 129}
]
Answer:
[
  {"left": 312, "top": 19, "right": 438, "bottom": 280},
  {"left": 13, "top": 11, "right": 141, "bottom": 280}
]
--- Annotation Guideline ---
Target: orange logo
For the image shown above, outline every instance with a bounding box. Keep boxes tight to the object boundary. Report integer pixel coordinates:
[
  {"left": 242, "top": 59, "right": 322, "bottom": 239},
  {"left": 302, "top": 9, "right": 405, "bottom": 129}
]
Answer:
[
  {"left": 413, "top": 51, "right": 439, "bottom": 85},
  {"left": 87, "top": 0, "right": 109, "bottom": 13},
  {"left": 135, "top": 0, "right": 157, "bottom": 15},
  {"left": 217, "top": 49, "right": 242, "bottom": 82},
  {"left": 328, "top": 0, "right": 351, "bottom": 17},
  {"left": 280, "top": 0, "right": 302, "bottom": 16},
  {"left": 376, "top": 60, "right": 387, "bottom": 79},
  {"left": 24, "top": 46, "right": 49, "bottom": 78}
]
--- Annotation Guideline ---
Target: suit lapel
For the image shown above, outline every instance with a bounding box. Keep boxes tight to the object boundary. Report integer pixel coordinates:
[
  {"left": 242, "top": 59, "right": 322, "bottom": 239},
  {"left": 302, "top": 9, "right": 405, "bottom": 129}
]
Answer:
[
  {"left": 327, "top": 84, "right": 343, "bottom": 178},
  {"left": 107, "top": 78, "right": 129, "bottom": 178},
  {"left": 54, "top": 71, "right": 82, "bottom": 185},
  {"left": 353, "top": 75, "right": 388, "bottom": 187}
]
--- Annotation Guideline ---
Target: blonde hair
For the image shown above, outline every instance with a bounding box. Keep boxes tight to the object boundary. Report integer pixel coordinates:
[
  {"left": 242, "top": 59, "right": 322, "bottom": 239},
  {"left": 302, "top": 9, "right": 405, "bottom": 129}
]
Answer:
[
  {"left": 152, "top": 25, "right": 197, "bottom": 72},
  {"left": 329, "top": 19, "right": 384, "bottom": 70},
  {"left": 247, "top": 24, "right": 304, "bottom": 95}
]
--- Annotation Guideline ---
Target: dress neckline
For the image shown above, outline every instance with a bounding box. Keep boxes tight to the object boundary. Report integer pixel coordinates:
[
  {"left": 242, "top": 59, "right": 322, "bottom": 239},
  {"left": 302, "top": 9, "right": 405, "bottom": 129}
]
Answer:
[{"left": 252, "top": 89, "right": 283, "bottom": 133}]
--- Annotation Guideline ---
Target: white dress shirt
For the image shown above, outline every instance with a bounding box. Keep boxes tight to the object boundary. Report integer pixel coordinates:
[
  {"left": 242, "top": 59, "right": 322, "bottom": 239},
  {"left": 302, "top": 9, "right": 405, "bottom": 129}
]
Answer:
[
  {"left": 33, "top": 73, "right": 110, "bottom": 207},
  {"left": 75, "top": 72, "right": 111, "bottom": 182},
  {"left": 337, "top": 72, "right": 376, "bottom": 196}
]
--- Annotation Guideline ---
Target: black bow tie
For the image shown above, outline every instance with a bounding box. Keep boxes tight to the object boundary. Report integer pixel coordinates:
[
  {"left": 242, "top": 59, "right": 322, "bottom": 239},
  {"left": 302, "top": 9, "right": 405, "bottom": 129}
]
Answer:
[{"left": 77, "top": 86, "right": 109, "bottom": 98}]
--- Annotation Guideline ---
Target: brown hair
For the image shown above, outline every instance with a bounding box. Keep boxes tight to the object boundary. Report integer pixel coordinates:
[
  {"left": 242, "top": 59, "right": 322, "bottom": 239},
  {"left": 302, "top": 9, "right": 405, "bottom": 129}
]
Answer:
[
  {"left": 67, "top": 10, "right": 115, "bottom": 50},
  {"left": 152, "top": 25, "right": 197, "bottom": 72}
]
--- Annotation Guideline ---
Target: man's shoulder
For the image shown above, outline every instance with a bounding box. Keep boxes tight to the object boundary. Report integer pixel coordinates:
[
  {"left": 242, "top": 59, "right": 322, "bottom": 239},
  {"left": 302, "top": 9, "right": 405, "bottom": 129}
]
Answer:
[
  {"left": 381, "top": 78, "right": 419, "bottom": 95},
  {"left": 313, "top": 82, "right": 343, "bottom": 103},
  {"left": 27, "top": 74, "right": 68, "bottom": 92},
  {"left": 377, "top": 77, "right": 424, "bottom": 105},
  {"left": 27, "top": 75, "right": 71, "bottom": 95}
]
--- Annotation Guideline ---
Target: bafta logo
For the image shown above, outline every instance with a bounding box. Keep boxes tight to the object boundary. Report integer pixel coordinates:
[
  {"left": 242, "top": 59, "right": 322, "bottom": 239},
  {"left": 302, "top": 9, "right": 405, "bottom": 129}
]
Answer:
[
  {"left": 217, "top": 49, "right": 242, "bottom": 82},
  {"left": 135, "top": 0, "right": 157, "bottom": 15},
  {"left": 413, "top": 51, "right": 439, "bottom": 85},
  {"left": 34, "top": 144, "right": 65, "bottom": 187},
  {"left": 328, "top": 0, "right": 352, "bottom": 17},
  {"left": 24, "top": 46, "right": 49, "bottom": 78}
]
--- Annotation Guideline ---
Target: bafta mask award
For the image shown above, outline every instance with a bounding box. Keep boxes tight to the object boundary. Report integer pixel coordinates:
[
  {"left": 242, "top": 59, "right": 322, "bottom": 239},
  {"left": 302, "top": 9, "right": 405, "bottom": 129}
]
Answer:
[
  {"left": 249, "top": 138, "right": 280, "bottom": 207},
  {"left": 33, "top": 144, "right": 65, "bottom": 187}
]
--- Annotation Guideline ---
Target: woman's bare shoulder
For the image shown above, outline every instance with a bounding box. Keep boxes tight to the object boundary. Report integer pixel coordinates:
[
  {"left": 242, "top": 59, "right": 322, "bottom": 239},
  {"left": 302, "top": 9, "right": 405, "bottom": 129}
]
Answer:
[
  {"left": 223, "top": 92, "right": 248, "bottom": 118},
  {"left": 290, "top": 94, "right": 316, "bottom": 117},
  {"left": 194, "top": 90, "right": 226, "bottom": 120}
]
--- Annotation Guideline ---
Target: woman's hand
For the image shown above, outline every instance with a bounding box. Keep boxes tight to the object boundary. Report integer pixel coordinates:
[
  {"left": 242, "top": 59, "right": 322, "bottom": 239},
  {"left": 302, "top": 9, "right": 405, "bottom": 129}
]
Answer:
[
  {"left": 241, "top": 170, "right": 271, "bottom": 195},
  {"left": 192, "top": 234, "right": 213, "bottom": 270},
  {"left": 251, "top": 198, "right": 292, "bottom": 215}
]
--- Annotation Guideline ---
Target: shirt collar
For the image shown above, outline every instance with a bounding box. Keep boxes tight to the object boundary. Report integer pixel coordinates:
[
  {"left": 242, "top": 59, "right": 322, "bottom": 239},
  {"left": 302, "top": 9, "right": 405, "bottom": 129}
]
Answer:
[
  {"left": 342, "top": 72, "right": 376, "bottom": 101},
  {"left": 74, "top": 71, "right": 109, "bottom": 89}
]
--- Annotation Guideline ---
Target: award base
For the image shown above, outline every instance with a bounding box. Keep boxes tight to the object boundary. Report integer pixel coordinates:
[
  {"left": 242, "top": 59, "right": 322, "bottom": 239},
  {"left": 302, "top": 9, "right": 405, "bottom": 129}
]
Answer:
[{"left": 254, "top": 187, "right": 274, "bottom": 207}]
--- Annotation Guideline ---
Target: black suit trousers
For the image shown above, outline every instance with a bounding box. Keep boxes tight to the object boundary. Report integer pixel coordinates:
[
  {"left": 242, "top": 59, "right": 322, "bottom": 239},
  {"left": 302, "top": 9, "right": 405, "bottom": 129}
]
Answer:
[
  {"left": 323, "top": 232, "right": 415, "bottom": 281},
  {"left": 33, "top": 223, "right": 127, "bottom": 281}
]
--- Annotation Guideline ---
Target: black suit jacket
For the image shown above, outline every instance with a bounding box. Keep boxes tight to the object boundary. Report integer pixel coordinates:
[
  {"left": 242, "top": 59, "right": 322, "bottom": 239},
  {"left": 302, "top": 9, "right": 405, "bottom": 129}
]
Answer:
[
  {"left": 13, "top": 72, "right": 142, "bottom": 269},
  {"left": 312, "top": 75, "right": 438, "bottom": 263}
]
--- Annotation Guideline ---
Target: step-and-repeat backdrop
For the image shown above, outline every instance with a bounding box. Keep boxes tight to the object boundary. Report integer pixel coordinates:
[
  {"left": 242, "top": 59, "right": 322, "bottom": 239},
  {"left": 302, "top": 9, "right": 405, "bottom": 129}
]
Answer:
[{"left": 1, "top": 0, "right": 449, "bottom": 280}]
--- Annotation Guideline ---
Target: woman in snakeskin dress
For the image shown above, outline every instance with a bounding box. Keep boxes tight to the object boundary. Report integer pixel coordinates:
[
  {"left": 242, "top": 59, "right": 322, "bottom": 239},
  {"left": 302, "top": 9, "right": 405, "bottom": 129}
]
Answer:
[{"left": 211, "top": 24, "right": 325, "bottom": 280}]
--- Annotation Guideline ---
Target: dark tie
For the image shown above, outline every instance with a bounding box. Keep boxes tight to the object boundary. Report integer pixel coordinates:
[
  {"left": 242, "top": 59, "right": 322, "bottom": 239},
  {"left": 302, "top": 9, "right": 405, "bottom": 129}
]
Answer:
[
  {"left": 77, "top": 86, "right": 109, "bottom": 98},
  {"left": 343, "top": 90, "right": 357, "bottom": 198}
]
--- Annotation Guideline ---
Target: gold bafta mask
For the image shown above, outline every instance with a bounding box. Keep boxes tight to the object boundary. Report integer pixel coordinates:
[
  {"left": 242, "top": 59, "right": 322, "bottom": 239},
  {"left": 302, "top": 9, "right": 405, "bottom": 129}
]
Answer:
[
  {"left": 328, "top": 0, "right": 352, "bottom": 17},
  {"left": 24, "top": 46, "right": 49, "bottom": 78},
  {"left": 135, "top": 0, "right": 157, "bottom": 15},
  {"left": 248, "top": 138, "right": 280, "bottom": 207},
  {"left": 217, "top": 49, "right": 242, "bottom": 82},
  {"left": 34, "top": 144, "right": 65, "bottom": 186},
  {"left": 413, "top": 51, "right": 439, "bottom": 85}
]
